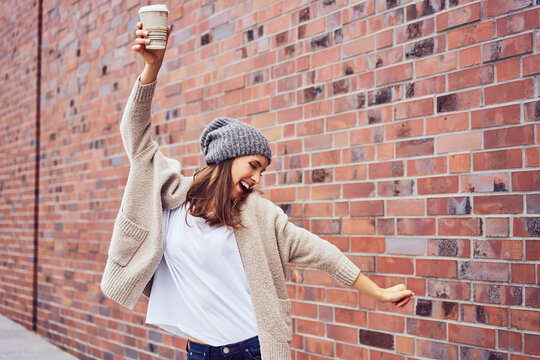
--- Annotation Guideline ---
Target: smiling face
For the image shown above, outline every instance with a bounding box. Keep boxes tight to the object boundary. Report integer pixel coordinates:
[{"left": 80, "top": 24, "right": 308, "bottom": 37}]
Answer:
[{"left": 230, "top": 155, "right": 269, "bottom": 199}]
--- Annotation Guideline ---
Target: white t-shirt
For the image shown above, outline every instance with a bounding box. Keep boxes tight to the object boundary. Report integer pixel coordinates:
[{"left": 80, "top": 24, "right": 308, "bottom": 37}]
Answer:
[{"left": 145, "top": 203, "right": 258, "bottom": 345}]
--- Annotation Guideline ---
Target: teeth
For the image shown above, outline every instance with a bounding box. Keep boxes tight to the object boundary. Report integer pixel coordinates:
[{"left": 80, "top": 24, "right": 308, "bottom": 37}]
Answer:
[{"left": 240, "top": 181, "right": 250, "bottom": 191}]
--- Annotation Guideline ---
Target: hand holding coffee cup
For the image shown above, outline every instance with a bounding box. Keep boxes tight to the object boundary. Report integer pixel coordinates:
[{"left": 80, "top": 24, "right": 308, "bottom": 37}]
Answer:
[{"left": 133, "top": 4, "right": 170, "bottom": 67}]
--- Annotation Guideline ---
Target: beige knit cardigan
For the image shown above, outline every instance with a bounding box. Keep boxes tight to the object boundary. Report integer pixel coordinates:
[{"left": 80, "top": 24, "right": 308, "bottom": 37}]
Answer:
[{"left": 100, "top": 76, "right": 361, "bottom": 359}]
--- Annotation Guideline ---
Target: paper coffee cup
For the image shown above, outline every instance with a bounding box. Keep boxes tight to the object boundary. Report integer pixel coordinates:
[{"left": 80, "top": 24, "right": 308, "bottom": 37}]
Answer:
[{"left": 138, "top": 4, "right": 169, "bottom": 50}]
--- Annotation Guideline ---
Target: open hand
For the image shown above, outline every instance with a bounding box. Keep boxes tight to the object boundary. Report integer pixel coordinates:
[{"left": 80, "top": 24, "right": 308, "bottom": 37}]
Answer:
[{"left": 132, "top": 21, "right": 171, "bottom": 67}]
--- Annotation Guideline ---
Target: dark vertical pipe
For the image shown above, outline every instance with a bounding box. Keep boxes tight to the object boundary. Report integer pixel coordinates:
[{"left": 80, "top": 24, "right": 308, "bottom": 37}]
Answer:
[{"left": 33, "top": 0, "right": 43, "bottom": 332}]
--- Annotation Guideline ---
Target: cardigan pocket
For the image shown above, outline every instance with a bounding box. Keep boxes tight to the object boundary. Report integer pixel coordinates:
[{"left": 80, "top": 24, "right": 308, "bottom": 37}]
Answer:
[
  {"left": 279, "top": 299, "right": 293, "bottom": 341},
  {"left": 108, "top": 210, "right": 149, "bottom": 267}
]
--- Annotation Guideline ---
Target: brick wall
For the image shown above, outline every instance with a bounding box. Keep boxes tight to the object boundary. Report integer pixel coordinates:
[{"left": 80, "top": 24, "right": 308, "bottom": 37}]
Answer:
[
  {"left": 1, "top": 0, "right": 539, "bottom": 359},
  {"left": 0, "top": 0, "right": 39, "bottom": 330}
]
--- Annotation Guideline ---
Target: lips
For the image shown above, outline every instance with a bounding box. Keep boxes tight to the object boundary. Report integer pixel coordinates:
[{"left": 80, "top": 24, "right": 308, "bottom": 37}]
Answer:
[{"left": 239, "top": 180, "right": 251, "bottom": 193}]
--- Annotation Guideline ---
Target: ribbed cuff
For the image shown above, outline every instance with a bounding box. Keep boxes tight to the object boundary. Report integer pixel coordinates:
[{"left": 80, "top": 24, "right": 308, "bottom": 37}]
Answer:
[
  {"left": 131, "top": 75, "right": 157, "bottom": 103},
  {"left": 334, "top": 258, "right": 361, "bottom": 286},
  {"left": 100, "top": 258, "right": 145, "bottom": 310}
]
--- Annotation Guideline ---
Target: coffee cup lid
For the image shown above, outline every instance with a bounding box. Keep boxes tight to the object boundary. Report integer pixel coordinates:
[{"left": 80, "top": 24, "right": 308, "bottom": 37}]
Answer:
[{"left": 139, "top": 4, "right": 169, "bottom": 13}]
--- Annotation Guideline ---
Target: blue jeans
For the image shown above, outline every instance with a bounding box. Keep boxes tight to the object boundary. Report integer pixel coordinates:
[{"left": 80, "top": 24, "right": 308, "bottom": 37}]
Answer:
[{"left": 186, "top": 336, "right": 261, "bottom": 360}]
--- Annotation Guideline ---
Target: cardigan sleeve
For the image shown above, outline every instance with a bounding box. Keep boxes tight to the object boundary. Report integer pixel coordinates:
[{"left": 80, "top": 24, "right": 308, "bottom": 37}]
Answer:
[
  {"left": 119, "top": 75, "right": 158, "bottom": 161},
  {"left": 272, "top": 202, "right": 361, "bottom": 287}
]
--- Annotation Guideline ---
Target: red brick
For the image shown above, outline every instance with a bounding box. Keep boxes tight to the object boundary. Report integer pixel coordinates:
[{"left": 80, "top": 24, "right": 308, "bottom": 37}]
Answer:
[
  {"left": 304, "top": 335, "right": 334, "bottom": 357},
  {"left": 427, "top": 279, "right": 470, "bottom": 300},
  {"left": 483, "top": 33, "right": 533, "bottom": 62},
  {"left": 448, "top": 21, "right": 494, "bottom": 49},
  {"left": 350, "top": 200, "right": 384, "bottom": 216},
  {"left": 351, "top": 236, "right": 385, "bottom": 254},
  {"left": 512, "top": 170, "right": 540, "bottom": 191},
  {"left": 448, "top": 65, "right": 494, "bottom": 90},
  {"left": 473, "top": 239, "right": 522, "bottom": 259},
  {"left": 397, "top": 218, "right": 435, "bottom": 235},
  {"left": 484, "top": 124, "right": 535, "bottom": 149},
  {"left": 396, "top": 138, "right": 434, "bottom": 158},
  {"left": 343, "top": 182, "right": 376, "bottom": 199},
  {"left": 524, "top": 100, "right": 540, "bottom": 122},
  {"left": 473, "top": 149, "right": 522, "bottom": 171},
  {"left": 326, "top": 112, "right": 356, "bottom": 131},
  {"left": 514, "top": 217, "right": 540, "bottom": 237},
  {"left": 417, "top": 53, "right": 457, "bottom": 78},
  {"left": 395, "top": 336, "right": 414, "bottom": 355},
  {"left": 427, "top": 197, "right": 471, "bottom": 215},
  {"left": 417, "top": 259, "right": 458, "bottom": 278},
  {"left": 525, "top": 240, "right": 540, "bottom": 260},
  {"left": 474, "top": 283, "right": 523, "bottom": 305},
  {"left": 368, "top": 312, "right": 404, "bottom": 333},
  {"left": 474, "top": 195, "right": 523, "bottom": 214},
  {"left": 343, "top": 35, "right": 375, "bottom": 57},
  {"left": 335, "top": 307, "right": 367, "bottom": 327},
  {"left": 524, "top": 333, "right": 540, "bottom": 355},
  {"left": 485, "top": 78, "right": 535, "bottom": 105},
  {"left": 378, "top": 179, "right": 414, "bottom": 197},
  {"left": 406, "top": 318, "right": 446, "bottom": 340},
  {"left": 437, "top": 3, "right": 481, "bottom": 31},
  {"left": 461, "top": 303, "right": 508, "bottom": 327},
  {"left": 461, "top": 172, "right": 509, "bottom": 192},
  {"left": 386, "top": 119, "right": 424, "bottom": 140},
  {"left": 437, "top": 89, "right": 482, "bottom": 113},
  {"left": 426, "top": 112, "right": 468, "bottom": 135},
  {"left": 485, "top": 0, "right": 535, "bottom": 18},
  {"left": 350, "top": 126, "right": 385, "bottom": 145},
  {"left": 406, "top": 75, "right": 445, "bottom": 99},
  {"left": 460, "top": 261, "right": 509, "bottom": 282},
  {"left": 471, "top": 104, "right": 520, "bottom": 129},
  {"left": 427, "top": 239, "right": 470, "bottom": 257},
  {"left": 498, "top": 330, "right": 522, "bottom": 352},
  {"left": 327, "top": 288, "right": 358, "bottom": 308},
  {"left": 297, "top": 318, "right": 325, "bottom": 336},
  {"left": 336, "top": 343, "right": 368, "bottom": 360},
  {"left": 459, "top": 45, "right": 482, "bottom": 67},
  {"left": 416, "top": 339, "right": 458, "bottom": 359},
  {"left": 387, "top": 199, "right": 424, "bottom": 216},
  {"left": 396, "top": 18, "right": 435, "bottom": 43},
  {"left": 512, "top": 263, "right": 536, "bottom": 284},
  {"left": 525, "top": 147, "right": 540, "bottom": 167},
  {"left": 368, "top": 8, "right": 404, "bottom": 33},
  {"left": 310, "top": 184, "right": 340, "bottom": 200},
  {"left": 418, "top": 176, "right": 459, "bottom": 195},
  {"left": 378, "top": 256, "right": 414, "bottom": 275},
  {"left": 511, "top": 308, "right": 540, "bottom": 331},
  {"left": 376, "top": 63, "right": 412, "bottom": 86},
  {"left": 368, "top": 161, "right": 404, "bottom": 179},
  {"left": 497, "top": 58, "right": 520, "bottom": 81},
  {"left": 439, "top": 218, "right": 482, "bottom": 236},
  {"left": 448, "top": 323, "right": 495, "bottom": 347},
  {"left": 342, "top": 218, "right": 376, "bottom": 235},
  {"left": 436, "top": 131, "right": 482, "bottom": 153},
  {"left": 449, "top": 153, "right": 470, "bottom": 173},
  {"left": 335, "top": 164, "right": 367, "bottom": 181},
  {"left": 326, "top": 323, "right": 358, "bottom": 344},
  {"left": 497, "top": 8, "right": 540, "bottom": 36},
  {"left": 525, "top": 287, "right": 540, "bottom": 308},
  {"left": 377, "top": 218, "right": 395, "bottom": 235},
  {"left": 460, "top": 347, "right": 508, "bottom": 359},
  {"left": 485, "top": 217, "right": 510, "bottom": 237},
  {"left": 395, "top": 98, "right": 433, "bottom": 120}
]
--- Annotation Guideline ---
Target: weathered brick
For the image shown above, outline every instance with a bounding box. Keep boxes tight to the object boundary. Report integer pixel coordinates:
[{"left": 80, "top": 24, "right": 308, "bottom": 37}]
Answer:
[
  {"left": 471, "top": 104, "right": 520, "bottom": 129},
  {"left": 417, "top": 259, "right": 458, "bottom": 278},
  {"left": 436, "top": 3, "right": 480, "bottom": 31},
  {"left": 484, "top": 78, "right": 535, "bottom": 105},
  {"left": 448, "top": 323, "right": 496, "bottom": 347},
  {"left": 483, "top": 33, "right": 533, "bottom": 62},
  {"left": 459, "top": 261, "right": 509, "bottom": 282},
  {"left": 484, "top": 0, "right": 534, "bottom": 18},
  {"left": 461, "top": 303, "right": 508, "bottom": 327},
  {"left": 428, "top": 279, "right": 470, "bottom": 300},
  {"left": 473, "top": 195, "right": 523, "bottom": 214},
  {"left": 407, "top": 318, "right": 446, "bottom": 340}
]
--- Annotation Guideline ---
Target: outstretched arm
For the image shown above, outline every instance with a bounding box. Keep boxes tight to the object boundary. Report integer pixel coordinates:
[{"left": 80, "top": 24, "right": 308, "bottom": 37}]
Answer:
[{"left": 351, "top": 272, "right": 414, "bottom": 308}]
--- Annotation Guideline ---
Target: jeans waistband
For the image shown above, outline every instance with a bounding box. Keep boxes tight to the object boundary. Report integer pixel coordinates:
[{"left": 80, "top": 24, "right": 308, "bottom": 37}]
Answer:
[{"left": 187, "top": 335, "right": 260, "bottom": 355}]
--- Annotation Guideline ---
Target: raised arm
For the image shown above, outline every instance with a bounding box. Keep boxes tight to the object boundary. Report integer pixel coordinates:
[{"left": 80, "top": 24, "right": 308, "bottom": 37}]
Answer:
[{"left": 119, "top": 22, "right": 171, "bottom": 160}]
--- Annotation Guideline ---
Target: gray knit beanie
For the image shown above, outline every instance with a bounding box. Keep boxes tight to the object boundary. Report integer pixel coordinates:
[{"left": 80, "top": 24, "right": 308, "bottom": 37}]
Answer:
[{"left": 200, "top": 117, "right": 272, "bottom": 165}]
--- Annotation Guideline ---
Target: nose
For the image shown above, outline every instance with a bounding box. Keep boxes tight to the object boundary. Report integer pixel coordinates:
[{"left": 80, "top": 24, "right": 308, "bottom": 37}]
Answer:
[{"left": 251, "top": 172, "right": 261, "bottom": 184}]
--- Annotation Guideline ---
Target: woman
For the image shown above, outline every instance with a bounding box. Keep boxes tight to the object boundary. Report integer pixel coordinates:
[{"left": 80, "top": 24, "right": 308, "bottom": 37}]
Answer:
[{"left": 100, "top": 22, "right": 413, "bottom": 360}]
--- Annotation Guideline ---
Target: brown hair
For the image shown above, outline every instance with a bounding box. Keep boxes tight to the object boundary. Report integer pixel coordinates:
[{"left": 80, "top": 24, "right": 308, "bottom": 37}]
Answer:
[{"left": 185, "top": 158, "right": 250, "bottom": 230}]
